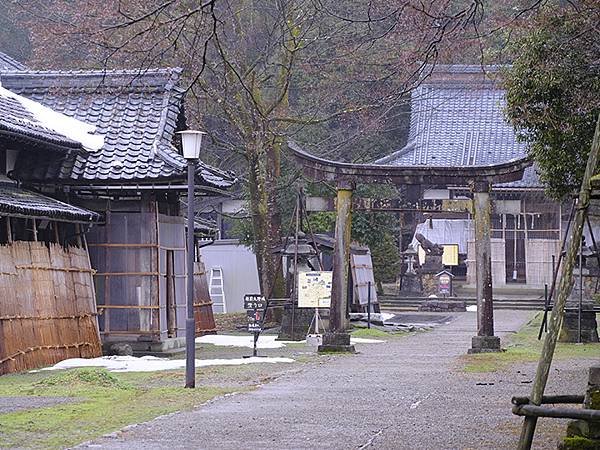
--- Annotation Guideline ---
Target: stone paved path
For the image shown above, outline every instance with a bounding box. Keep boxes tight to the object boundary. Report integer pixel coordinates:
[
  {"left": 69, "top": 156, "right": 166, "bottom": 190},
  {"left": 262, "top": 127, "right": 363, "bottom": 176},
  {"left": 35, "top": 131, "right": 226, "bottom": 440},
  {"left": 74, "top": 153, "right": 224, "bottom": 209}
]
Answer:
[{"left": 82, "top": 311, "right": 593, "bottom": 449}]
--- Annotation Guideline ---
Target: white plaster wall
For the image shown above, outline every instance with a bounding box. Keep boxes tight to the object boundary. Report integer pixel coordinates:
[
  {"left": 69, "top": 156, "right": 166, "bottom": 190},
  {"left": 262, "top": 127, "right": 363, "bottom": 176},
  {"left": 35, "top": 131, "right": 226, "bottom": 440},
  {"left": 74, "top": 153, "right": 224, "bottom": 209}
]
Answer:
[
  {"left": 466, "top": 238, "right": 506, "bottom": 286},
  {"left": 200, "top": 239, "right": 260, "bottom": 313}
]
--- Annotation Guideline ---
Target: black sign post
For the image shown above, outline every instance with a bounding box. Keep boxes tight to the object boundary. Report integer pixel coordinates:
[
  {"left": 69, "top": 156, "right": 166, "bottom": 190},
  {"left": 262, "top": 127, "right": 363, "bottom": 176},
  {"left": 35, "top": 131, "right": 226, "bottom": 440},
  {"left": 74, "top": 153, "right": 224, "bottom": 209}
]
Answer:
[{"left": 244, "top": 294, "right": 267, "bottom": 357}]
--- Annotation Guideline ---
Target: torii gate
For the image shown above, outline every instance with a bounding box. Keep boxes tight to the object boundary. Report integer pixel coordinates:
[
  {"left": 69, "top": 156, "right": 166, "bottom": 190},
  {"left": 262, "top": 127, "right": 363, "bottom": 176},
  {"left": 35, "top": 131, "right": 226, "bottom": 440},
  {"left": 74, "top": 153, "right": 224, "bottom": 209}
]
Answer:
[{"left": 289, "top": 141, "right": 531, "bottom": 353}]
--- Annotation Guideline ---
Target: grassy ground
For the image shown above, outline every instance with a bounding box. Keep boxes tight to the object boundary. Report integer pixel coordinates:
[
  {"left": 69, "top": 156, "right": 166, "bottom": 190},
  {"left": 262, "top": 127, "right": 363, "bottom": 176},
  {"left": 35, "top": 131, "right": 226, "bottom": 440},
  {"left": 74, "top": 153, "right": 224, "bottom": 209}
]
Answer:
[
  {"left": 350, "top": 327, "right": 403, "bottom": 338},
  {"left": 460, "top": 313, "right": 600, "bottom": 373},
  {"left": 213, "top": 312, "right": 247, "bottom": 332},
  {"left": 0, "top": 367, "right": 243, "bottom": 449},
  {"left": 0, "top": 333, "right": 319, "bottom": 449}
]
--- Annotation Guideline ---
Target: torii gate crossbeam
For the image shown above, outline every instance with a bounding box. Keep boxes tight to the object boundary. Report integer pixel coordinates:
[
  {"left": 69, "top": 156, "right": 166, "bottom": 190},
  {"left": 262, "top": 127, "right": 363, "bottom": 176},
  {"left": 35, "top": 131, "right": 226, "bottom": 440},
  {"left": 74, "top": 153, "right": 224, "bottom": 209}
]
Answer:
[{"left": 289, "top": 141, "right": 531, "bottom": 353}]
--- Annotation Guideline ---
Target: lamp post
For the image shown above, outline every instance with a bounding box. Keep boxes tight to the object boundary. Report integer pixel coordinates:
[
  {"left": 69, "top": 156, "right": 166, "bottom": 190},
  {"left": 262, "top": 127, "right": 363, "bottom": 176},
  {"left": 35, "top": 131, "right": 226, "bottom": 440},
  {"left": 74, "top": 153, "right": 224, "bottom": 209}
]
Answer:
[{"left": 178, "top": 130, "right": 205, "bottom": 388}]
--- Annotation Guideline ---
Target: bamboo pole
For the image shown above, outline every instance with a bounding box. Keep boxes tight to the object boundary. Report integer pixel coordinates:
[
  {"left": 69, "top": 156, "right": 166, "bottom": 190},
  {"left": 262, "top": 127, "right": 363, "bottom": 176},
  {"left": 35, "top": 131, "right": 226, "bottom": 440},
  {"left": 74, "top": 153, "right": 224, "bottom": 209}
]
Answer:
[{"left": 518, "top": 114, "right": 600, "bottom": 449}]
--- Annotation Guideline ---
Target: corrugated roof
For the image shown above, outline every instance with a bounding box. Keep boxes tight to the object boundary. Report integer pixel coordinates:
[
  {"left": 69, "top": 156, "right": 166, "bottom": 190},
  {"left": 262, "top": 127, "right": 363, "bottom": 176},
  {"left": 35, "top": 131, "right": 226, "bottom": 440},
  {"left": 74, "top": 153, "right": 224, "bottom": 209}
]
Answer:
[
  {"left": 0, "top": 52, "right": 27, "bottom": 71},
  {"left": 375, "top": 65, "right": 541, "bottom": 188},
  {"left": 0, "top": 69, "right": 234, "bottom": 188},
  {"left": 0, "top": 183, "right": 99, "bottom": 222}
]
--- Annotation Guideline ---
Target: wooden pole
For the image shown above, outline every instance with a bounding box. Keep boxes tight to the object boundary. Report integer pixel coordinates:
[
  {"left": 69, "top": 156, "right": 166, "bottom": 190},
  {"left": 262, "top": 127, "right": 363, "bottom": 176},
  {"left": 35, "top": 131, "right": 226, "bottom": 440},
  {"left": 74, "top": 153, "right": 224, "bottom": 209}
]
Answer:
[
  {"left": 32, "top": 219, "right": 38, "bottom": 242},
  {"left": 518, "top": 114, "right": 600, "bottom": 449},
  {"left": 330, "top": 181, "right": 353, "bottom": 333},
  {"left": 6, "top": 217, "right": 12, "bottom": 243},
  {"left": 53, "top": 221, "right": 60, "bottom": 244}
]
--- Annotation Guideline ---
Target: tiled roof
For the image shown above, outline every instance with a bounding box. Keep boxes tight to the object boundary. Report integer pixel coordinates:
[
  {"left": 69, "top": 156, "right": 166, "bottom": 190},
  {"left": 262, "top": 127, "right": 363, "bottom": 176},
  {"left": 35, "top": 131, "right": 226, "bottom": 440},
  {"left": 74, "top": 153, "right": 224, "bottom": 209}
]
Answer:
[
  {"left": 0, "top": 85, "right": 82, "bottom": 151},
  {"left": 0, "top": 52, "right": 27, "bottom": 71},
  {"left": 0, "top": 183, "right": 98, "bottom": 222},
  {"left": 375, "top": 65, "right": 540, "bottom": 188},
  {"left": 0, "top": 69, "right": 234, "bottom": 188}
]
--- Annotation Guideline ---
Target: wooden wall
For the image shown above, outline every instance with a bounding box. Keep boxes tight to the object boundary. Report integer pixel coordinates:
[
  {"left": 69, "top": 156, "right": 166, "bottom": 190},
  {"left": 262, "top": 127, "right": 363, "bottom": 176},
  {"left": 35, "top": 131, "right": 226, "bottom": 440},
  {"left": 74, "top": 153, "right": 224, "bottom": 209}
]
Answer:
[
  {"left": 0, "top": 241, "right": 101, "bottom": 375},
  {"left": 87, "top": 199, "right": 216, "bottom": 342}
]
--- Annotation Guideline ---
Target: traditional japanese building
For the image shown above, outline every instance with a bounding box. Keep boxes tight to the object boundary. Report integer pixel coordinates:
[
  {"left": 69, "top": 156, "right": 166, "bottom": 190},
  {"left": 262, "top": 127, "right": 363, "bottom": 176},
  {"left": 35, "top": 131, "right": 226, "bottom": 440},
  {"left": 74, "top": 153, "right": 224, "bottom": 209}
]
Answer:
[
  {"left": 376, "top": 65, "right": 561, "bottom": 289},
  {"left": 1, "top": 62, "right": 235, "bottom": 352},
  {"left": 0, "top": 78, "right": 104, "bottom": 374}
]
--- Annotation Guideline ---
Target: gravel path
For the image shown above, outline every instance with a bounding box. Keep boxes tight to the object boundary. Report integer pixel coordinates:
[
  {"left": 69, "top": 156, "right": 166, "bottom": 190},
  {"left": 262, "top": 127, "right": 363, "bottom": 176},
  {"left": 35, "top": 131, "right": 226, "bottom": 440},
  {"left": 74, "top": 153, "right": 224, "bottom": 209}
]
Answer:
[
  {"left": 82, "top": 311, "right": 594, "bottom": 450},
  {"left": 0, "top": 396, "right": 74, "bottom": 414}
]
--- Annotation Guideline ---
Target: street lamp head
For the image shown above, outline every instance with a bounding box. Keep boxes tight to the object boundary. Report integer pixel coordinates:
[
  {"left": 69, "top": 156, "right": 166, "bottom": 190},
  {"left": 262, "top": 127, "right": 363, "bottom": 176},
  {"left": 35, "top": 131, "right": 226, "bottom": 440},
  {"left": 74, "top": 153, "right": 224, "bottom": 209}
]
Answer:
[{"left": 178, "top": 130, "right": 206, "bottom": 160}]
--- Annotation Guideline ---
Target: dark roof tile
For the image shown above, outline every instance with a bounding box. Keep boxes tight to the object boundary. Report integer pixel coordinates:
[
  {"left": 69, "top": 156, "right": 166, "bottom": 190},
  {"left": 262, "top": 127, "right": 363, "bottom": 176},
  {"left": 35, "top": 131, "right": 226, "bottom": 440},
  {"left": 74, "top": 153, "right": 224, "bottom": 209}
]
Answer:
[
  {"left": 0, "top": 68, "right": 234, "bottom": 188},
  {"left": 375, "top": 65, "right": 540, "bottom": 188},
  {"left": 0, "top": 51, "right": 27, "bottom": 71},
  {"left": 0, "top": 86, "right": 91, "bottom": 151}
]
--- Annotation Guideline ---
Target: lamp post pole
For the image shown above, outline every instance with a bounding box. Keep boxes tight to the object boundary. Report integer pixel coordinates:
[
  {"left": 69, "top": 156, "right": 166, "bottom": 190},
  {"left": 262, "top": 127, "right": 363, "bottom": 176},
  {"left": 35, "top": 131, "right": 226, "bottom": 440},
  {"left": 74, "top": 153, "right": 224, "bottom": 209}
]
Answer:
[
  {"left": 179, "top": 129, "right": 205, "bottom": 389},
  {"left": 185, "top": 158, "right": 196, "bottom": 388}
]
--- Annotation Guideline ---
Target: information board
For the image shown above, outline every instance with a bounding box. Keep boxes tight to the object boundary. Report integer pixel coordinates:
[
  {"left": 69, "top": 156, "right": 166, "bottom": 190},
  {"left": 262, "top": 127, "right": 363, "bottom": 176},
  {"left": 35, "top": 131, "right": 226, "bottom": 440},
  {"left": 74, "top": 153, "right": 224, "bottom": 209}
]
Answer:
[{"left": 298, "top": 271, "right": 332, "bottom": 308}]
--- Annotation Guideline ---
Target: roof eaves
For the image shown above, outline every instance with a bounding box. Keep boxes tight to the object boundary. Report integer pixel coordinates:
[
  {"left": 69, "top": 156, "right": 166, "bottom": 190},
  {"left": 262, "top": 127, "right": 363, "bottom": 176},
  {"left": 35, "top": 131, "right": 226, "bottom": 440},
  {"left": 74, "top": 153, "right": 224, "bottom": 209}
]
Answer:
[
  {"left": 0, "top": 52, "right": 27, "bottom": 71},
  {"left": 374, "top": 141, "right": 416, "bottom": 165},
  {"left": 0, "top": 184, "right": 99, "bottom": 223}
]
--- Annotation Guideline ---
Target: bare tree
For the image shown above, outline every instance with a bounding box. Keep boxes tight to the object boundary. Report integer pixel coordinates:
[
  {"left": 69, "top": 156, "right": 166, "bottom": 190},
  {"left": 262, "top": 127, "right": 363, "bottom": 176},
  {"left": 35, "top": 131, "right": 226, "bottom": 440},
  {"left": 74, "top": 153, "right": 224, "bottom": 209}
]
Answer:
[{"left": 14, "top": 0, "right": 547, "bottom": 296}]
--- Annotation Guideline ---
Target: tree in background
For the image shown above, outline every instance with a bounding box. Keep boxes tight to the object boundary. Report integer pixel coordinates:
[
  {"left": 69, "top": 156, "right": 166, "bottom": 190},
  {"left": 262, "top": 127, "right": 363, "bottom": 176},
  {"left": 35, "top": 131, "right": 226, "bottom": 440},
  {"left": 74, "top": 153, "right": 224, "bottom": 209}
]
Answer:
[
  {"left": 504, "top": 1, "right": 600, "bottom": 199},
  {"left": 5, "top": 0, "right": 548, "bottom": 294}
]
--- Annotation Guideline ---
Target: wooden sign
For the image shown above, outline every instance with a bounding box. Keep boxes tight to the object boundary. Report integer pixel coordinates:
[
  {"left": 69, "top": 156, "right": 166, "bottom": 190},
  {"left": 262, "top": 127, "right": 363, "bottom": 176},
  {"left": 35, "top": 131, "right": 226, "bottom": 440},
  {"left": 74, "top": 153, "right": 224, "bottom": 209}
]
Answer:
[
  {"left": 436, "top": 270, "right": 454, "bottom": 296},
  {"left": 244, "top": 294, "right": 266, "bottom": 333}
]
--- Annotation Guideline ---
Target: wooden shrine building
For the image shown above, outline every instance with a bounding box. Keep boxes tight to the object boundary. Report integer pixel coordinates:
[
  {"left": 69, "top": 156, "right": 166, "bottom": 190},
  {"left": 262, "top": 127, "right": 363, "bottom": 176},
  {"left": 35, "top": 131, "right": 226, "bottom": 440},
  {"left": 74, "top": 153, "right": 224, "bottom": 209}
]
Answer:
[
  {"left": 377, "top": 65, "right": 561, "bottom": 288},
  {"left": 1, "top": 64, "right": 235, "bottom": 352}
]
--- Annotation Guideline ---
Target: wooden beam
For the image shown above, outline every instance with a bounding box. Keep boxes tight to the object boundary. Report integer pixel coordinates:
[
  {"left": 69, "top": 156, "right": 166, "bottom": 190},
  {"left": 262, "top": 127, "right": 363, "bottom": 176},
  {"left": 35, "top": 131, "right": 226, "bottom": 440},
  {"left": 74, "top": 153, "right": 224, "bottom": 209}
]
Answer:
[
  {"left": 305, "top": 196, "right": 473, "bottom": 213},
  {"left": 289, "top": 141, "right": 530, "bottom": 186}
]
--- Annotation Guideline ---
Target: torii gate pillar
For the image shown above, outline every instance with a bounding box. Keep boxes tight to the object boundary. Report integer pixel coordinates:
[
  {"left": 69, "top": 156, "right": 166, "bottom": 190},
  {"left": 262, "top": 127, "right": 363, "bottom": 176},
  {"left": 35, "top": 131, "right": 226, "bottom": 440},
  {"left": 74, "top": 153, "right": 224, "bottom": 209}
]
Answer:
[
  {"left": 469, "top": 181, "right": 501, "bottom": 353},
  {"left": 318, "top": 180, "right": 355, "bottom": 353}
]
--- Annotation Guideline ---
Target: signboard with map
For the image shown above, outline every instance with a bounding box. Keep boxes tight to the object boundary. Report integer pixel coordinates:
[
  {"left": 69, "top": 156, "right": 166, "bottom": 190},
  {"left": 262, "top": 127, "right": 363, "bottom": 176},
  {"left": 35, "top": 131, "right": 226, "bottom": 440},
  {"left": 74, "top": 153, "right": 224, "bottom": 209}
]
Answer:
[{"left": 298, "top": 271, "right": 332, "bottom": 308}]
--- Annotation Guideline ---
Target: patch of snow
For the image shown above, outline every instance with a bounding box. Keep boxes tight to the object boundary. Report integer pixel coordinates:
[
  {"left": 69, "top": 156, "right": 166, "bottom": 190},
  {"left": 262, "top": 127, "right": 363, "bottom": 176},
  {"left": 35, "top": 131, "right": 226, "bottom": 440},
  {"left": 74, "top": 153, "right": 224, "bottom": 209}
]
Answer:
[
  {"left": 196, "top": 334, "right": 386, "bottom": 347},
  {"left": 380, "top": 313, "right": 396, "bottom": 322},
  {"left": 0, "top": 86, "right": 104, "bottom": 152},
  {"left": 466, "top": 305, "right": 477, "bottom": 312},
  {"left": 38, "top": 355, "right": 294, "bottom": 373},
  {"left": 196, "top": 334, "right": 300, "bottom": 349},
  {"left": 350, "top": 337, "right": 386, "bottom": 344}
]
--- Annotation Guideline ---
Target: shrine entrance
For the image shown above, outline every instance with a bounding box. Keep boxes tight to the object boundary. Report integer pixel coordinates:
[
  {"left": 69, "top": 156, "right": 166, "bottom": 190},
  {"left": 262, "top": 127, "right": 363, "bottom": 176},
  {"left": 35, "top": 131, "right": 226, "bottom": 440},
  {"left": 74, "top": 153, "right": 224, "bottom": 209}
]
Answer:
[{"left": 289, "top": 141, "right": 531, "bottom": 353}]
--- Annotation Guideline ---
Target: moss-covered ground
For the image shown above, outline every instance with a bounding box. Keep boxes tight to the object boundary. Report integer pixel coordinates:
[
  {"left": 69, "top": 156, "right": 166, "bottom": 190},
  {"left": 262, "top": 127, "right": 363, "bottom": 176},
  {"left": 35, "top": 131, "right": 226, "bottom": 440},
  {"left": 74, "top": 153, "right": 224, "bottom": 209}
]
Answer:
[
  {"left": 350, "top": 327, "right": 391, "bottom": 338},
  {"left": 461, "top": 313, "right": 600, "bottom": 373},
  {"left": 0, "top": 367, "right": 243, "bottom": 449}
]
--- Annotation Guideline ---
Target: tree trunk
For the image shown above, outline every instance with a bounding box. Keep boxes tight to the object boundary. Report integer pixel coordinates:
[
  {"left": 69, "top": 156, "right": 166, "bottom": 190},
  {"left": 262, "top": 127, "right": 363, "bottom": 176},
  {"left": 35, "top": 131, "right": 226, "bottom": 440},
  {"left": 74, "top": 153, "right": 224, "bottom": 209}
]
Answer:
[{"left": 246, "top": 137, "right": 284, "bottom": 299}]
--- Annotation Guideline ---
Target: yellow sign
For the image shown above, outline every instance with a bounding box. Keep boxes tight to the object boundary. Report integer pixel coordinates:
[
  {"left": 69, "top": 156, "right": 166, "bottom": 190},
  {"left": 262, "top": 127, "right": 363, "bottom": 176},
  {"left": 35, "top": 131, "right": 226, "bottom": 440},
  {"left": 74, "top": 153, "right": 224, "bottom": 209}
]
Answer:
[
  {"left": 442, "top": 244, "right": 459, "bottom": 266},
  {"left": 298, "top": 271, "right": 332, "bottom": 308}
]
